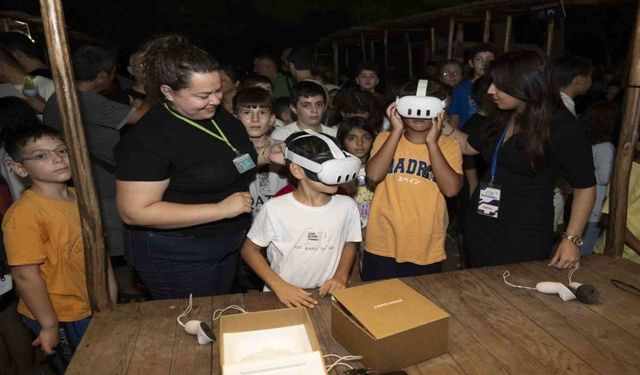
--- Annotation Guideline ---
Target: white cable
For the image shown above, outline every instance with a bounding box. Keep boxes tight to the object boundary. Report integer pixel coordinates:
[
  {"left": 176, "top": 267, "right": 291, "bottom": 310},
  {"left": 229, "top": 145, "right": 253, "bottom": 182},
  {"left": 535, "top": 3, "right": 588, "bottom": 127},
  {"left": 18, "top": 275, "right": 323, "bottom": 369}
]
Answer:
[
  {"left": 326, "top": 361, "right": 354, "bottom": 372},
  {"left": 177, "top": 293, "right": 194, "bottom": 327},
  {"left": 503, "top": 271, "right": 537, "bottom": 290},
  {"left": 323, "top": 354, "right": 364, "bottom": 372},
  {"left": 212, "top": 305, "right": 247, "bottom": 321},
  {"left": 568, "top": 263, "right": 579, "bottom": 285}
]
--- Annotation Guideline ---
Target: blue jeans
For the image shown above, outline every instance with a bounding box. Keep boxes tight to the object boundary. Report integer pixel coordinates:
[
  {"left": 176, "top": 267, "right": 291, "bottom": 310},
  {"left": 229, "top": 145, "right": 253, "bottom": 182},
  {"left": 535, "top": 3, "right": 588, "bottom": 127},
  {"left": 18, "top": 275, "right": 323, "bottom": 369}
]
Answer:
[
  {"left": 581, "top": 221, "right": 602, "bottom": 256},
  {"left": 125, "top": 229, "right": 245, "bottom": 299},
  {"left": 23, "top": 316, "right": 91, "bottom": 373},
  {"left": 362, "top": 251, "right": 442, "bottom": 281}
]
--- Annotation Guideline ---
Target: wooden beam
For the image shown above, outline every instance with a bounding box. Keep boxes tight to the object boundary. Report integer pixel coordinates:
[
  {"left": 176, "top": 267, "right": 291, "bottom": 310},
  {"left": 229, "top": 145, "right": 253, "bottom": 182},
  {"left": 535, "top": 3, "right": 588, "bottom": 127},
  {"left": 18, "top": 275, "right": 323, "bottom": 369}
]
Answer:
[
  {"left": 483, "top": 11, "right": 492, "bottom": 42},
  {"left": 38, "top": 0, "right": 112, "bottom": 312},
  {"left": 545, "top": 18, "right": 555, "bottom": 56},
  {"left": 332, "top": 41, "right": 339, "bottom": 85},
  {"left": 447, "top": 17, "right": 455, "bottom": 60},
  {"left": 405, "top": 32, "right": 413, "bottom": 79},
  {"left": 504, "top": 15, "right": 512, "bottom": 53},
  {"left": 384, "top": 28, "right": 389, "bottom": 87},
  {"left": 345, "top": 48, "right": 350, "bottom": 68},
  {"left": 370, "top": 40, "right": 375, "bottom": 61},
  {"left": 431, "top": 27, "right": 436, "bottom": 59},
  {"left": 606, "top": 0, "right": 640, "bottom": 257},
  {"left": 360, "top": 32, "right": 367, "bottom": 61}
]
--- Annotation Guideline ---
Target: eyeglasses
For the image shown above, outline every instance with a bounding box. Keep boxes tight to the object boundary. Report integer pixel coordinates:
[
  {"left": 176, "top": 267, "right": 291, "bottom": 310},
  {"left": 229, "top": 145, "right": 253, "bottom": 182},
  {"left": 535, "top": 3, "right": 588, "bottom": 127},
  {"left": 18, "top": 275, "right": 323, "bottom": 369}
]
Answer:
[
  {"left": 441, "top": 71, "right": 460, "bottom": 77},
  {"left": 17, "top": 146, "right": 69, "bottom": 162}
]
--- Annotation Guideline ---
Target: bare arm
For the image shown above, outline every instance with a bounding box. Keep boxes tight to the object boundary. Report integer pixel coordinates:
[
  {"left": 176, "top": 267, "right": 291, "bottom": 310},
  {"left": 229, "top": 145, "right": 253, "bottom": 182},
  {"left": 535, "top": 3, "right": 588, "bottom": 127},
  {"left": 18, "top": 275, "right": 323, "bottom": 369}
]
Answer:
[
  {"left": 549, "top": 186, "right": 596, "bottom": 268},
  {"left": 240, "top": 239, "right": 318, "bottom": 308},
  {"left": 116, "top": 179, "right": 251, "bottom": 229},
  {"left": 366, "top": 103, "right": 404, "bottom": 182},
  {"left": 426, "top": 113, "right": 463, "bottom": 197},
  {"left": 11, "top": 264, "right": 58, "bottom": 354},
  {"left": 319, "top": 242, "right": 357, "bottom": 297},
  {"left": 449, "top": 114, "right": 461, "bottom": 129},
  {"left": 441, "top": 121, "right": 480, "bottom": 156},
  {"left": 125, "top": 99, "right": 152, "bottom": 124}
]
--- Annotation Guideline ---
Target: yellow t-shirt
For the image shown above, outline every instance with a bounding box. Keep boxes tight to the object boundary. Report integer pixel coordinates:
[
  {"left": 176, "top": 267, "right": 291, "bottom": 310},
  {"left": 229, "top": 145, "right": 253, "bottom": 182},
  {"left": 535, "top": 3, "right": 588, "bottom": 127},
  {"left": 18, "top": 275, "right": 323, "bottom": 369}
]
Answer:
[
  {"left": 364, "top": 132, "right": 463, "bottom": 265},
  {"left": 594, "top": 160, "right": 640, "bottom": 263},
  {"left": 2, "top": 189, "right": 91, "bottom": 321}
]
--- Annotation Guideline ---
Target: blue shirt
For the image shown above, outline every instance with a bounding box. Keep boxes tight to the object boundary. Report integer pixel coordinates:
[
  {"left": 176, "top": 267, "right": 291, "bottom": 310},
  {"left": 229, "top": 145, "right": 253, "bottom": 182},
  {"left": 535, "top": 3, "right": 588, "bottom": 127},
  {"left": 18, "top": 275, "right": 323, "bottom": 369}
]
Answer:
[{"left": 448, "top": 80, "right": 478, "bottom": 129}]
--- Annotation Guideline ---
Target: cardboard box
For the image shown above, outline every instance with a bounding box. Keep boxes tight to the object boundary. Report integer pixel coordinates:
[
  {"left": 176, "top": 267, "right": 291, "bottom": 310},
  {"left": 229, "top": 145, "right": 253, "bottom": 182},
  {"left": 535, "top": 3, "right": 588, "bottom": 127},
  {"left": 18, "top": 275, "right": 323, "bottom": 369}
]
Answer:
[
  {"left": 219, "top": 307, "right": 328, "bottom": 374},
  {"left": 331, "top": 278, "right": 449, "bottom": 372}
]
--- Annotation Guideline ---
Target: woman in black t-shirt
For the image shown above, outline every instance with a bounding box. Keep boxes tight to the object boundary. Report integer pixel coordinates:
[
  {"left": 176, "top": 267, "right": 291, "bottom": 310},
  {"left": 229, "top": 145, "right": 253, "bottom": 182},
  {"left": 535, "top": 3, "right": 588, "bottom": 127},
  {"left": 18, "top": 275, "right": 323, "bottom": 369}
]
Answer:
[
  {"left": 442, "top": 50, "right": 596, "bottom": 269},
  {"left": 115, "top": 35, "right": 256, "bottom": 299}
]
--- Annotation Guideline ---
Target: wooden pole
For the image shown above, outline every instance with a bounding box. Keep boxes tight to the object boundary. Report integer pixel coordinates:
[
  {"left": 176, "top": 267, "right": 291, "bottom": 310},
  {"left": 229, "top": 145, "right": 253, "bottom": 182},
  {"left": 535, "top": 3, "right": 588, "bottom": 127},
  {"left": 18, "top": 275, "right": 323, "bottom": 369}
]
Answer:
[
  {"left": 370, "top": 40, "right": 375, "bottom": 61},
  {"left": 360, "top": 32, "right": 367, "bottom": 62},
  {"left": 447, "top": 17, "right": 455, "bottom": 60},
  {"left": 345, "top": 48, "right": 350, "bottom": 69},
  {"left": 606, "top": 0, "right": 640, "bottom": 257},
  {"left": 384, "top": 28, "right": 389, "bottom": 87},
  {"left": 483, "top": 10, "right": 491, "bottom": 42},
  {"left": 431, "top": 27, "right": 436, "bottom": 59},
  {"left": 405, "top": 32, "right": 413, "bottom": 79},
  {"left": 546, "top": 18, "right": 555, "bottom": 56},
  {"left": 332, "top": 41, "right": 339, "bottom": 85},
  {"left": 504, "top": 15, "right": 513, "bottom": 53},
  {"left": 38, "top": 0, "right": 112, "bottom": 312}
]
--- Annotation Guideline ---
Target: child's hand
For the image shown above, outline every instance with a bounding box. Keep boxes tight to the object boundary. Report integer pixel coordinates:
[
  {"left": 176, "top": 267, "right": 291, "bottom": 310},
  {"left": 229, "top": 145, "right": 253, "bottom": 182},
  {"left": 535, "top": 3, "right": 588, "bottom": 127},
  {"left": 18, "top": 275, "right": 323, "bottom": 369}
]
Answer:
[
  {"left": 385, "top": 103, "right": 404, "bottom": 133},
  {"left": 426, "top": 112, "right": 445, "bottom": 145},
  {"left": 33, "top": 325, "right": 59, "bottom": 355},
  {"left": 319, "top": 277, "right": 346, "bottom": 297},
  {"left": 272, "top": 281, "right": 318, "bottom": 308},
  {"left": 268, "top": 142, "right": 286, "bottom": 165}
]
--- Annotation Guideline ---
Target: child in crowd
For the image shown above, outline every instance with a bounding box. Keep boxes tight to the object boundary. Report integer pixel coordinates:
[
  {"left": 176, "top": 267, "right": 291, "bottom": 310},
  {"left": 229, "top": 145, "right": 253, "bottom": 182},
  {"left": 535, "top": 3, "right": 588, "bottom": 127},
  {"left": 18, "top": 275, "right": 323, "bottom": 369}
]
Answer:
[
  {"left": 363, "top": 80, "right": 463, "bottom": 280},
  {"left": 237, "top": 74, "right": 273, "bottom": 94},
  {"left": 241, "top": 132, "right": 361, "bottom": 308},
  {"left": 271, "top": 80, "right": 336, "bottom": 141},
  {"left": 233, "top": 87, "right": 288, "bottom": 215},
  {"left": 274, "top": 97, "right": 294, "bottom": 126},
  {"left": 354, "top": 62, "right": 380, "bottom": 94},
  {"left": 448, "top": 43, "right": 496, "bottom": 129},
  {"left": 581, "top": 103, "right": 616, "bottom": 254},
  {"left": 2, "top": 126, "right": 117, "bottom": 372},
  {"left": 594, "top": 140, "right": 640, "bottom": 262},
  {"left": 438, "top": 60, "right": 463, "bottom": 91}
]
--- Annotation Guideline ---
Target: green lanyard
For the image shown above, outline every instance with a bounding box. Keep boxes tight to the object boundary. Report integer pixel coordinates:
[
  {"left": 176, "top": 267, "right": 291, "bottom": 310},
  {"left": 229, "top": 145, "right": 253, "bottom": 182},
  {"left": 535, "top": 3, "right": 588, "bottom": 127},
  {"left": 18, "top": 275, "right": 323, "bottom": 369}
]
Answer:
[{"left": 163, "top": 103, "right": 239, "bottom": 155}]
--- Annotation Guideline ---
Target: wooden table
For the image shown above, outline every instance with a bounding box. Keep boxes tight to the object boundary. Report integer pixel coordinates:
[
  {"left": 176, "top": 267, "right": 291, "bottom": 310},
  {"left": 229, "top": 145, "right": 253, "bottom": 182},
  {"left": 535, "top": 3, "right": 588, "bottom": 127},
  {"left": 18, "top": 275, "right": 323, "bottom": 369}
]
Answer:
[{"left": 66, "top": 255, "right": 640, "bottom": 374}]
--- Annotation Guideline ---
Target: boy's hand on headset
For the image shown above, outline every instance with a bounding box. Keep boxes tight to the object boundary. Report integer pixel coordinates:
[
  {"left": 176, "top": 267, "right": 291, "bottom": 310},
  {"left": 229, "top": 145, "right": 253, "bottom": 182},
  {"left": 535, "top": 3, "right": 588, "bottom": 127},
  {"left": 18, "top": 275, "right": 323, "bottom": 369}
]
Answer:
[
  {"left": 385, "top": 103, "right": 404, "bottom": 134},
  {"left": 426, "top": 112, "right": 445, "bottom": 145},
  {"left": 272, "top": 280, "right": 318, "bottom": 309}
]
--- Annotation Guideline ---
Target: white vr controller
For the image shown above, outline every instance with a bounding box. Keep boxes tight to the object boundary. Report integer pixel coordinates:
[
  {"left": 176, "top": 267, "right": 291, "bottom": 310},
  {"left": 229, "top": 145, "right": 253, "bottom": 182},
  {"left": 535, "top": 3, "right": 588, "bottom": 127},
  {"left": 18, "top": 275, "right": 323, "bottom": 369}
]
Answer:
[
  {"left": 177, "top": 294, "right": 215, "bottom": 345},
  {"left": 395, "top": 79, "right": 447, "bottom": 119},
  {"left": 504, "top": 268, "right": 599, "bottom": 304}
]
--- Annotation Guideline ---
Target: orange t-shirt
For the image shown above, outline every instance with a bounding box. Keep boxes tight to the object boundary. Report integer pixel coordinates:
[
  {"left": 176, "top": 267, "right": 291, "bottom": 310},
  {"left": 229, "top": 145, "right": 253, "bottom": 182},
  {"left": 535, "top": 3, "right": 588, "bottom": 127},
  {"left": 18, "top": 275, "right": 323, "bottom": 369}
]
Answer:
[
  {"left": 364, "top": 132, "right": 463, "bottom": 265},
  {"left": 2, "top": 189, "right": 91, "bottom": 321}
]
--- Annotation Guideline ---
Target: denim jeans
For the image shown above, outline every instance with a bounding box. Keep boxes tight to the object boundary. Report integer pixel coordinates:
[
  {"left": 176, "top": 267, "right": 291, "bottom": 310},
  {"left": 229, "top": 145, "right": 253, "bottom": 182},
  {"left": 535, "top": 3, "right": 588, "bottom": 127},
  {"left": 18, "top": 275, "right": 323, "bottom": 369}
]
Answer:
[
  {"left": 362, "top": 250, "right": 442, "bottom": 281},
  {"left": 125, "top": 229, "right": 245, "bottom": 299}
]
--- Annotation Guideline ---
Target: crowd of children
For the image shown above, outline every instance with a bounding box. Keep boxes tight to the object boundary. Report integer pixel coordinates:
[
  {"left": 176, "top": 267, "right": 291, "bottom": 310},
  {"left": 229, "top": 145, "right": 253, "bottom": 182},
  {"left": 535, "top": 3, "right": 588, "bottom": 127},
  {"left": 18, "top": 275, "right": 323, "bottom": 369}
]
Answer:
[{"left": 0, "top": 28, "right": 637, "bottom": 373}]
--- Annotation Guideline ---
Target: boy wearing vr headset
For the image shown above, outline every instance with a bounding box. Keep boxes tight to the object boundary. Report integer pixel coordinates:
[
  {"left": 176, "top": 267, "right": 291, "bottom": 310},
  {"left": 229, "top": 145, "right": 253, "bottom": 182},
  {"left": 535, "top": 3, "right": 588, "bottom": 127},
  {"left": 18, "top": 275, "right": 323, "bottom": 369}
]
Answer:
[
  {"left": 240, "top": 131, "right": 362, "bottom": 308},
  {"left": 363, "top": 80, "right": 463, "bottom": 280}
]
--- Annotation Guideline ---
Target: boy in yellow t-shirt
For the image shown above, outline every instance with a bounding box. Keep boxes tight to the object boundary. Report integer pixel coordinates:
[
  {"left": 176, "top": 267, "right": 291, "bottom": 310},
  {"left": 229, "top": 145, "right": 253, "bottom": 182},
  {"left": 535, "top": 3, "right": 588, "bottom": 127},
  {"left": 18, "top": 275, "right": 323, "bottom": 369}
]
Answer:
[
  {"left": 2, "top": 126, "right": 116, "bottom": 372},
  {"left": 364, "top": 81, "right": 463, "bottom": 280}
]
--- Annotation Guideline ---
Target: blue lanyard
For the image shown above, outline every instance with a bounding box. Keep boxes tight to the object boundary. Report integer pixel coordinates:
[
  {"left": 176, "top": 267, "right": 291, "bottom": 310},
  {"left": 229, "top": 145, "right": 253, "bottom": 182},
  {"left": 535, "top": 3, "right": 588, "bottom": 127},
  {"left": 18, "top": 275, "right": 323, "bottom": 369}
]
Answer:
[{"left": 490, "top": 122, "right": 512, "bottom": 184}]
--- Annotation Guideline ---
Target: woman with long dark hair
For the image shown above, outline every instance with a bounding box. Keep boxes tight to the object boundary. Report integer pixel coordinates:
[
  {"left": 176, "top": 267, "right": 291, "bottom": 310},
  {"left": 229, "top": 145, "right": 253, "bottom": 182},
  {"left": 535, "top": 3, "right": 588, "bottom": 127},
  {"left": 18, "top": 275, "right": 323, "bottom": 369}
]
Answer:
[{"left": 443, "top": 50, "right": 596, "bottom": 268}]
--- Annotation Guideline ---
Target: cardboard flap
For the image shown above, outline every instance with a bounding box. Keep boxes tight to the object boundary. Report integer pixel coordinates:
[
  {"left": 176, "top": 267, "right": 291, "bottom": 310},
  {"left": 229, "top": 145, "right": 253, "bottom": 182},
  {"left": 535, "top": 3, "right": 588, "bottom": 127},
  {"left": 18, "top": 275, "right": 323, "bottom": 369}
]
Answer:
[{"left": 332, "top": 279, "right": 449, "bottom": 339}]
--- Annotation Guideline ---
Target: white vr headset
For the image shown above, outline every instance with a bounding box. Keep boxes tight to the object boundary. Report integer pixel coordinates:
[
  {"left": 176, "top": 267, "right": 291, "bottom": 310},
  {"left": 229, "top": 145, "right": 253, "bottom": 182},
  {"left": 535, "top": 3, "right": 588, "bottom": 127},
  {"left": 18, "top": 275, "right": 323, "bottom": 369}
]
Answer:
[
  {"left": 284, "top": 130, "right": 361, "bottom": 185},
  {"left": 395, "top": 79, "right": 447, "bottom": 119}
]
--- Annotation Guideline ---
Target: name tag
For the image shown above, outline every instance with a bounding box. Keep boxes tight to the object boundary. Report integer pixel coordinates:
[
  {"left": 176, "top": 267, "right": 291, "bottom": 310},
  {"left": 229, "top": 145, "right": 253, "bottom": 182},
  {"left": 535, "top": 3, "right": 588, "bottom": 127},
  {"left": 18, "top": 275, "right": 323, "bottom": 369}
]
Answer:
[
  {"left": 233, "top": 153, "right": 256, "bottom": 174},
  {"left": 477, "top": 182, "right": 501, "bottom": 219},
  {"left": 0, "top": 274, "right": 13, "bottom": 296}
]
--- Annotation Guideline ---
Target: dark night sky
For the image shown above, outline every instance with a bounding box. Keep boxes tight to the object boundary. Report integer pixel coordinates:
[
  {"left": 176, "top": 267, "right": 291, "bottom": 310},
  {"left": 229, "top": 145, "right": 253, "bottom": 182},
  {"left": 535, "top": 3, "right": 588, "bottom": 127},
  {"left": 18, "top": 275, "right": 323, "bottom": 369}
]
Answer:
[{"left": 1, "top": 0, "right": 635, "bottom": 74}]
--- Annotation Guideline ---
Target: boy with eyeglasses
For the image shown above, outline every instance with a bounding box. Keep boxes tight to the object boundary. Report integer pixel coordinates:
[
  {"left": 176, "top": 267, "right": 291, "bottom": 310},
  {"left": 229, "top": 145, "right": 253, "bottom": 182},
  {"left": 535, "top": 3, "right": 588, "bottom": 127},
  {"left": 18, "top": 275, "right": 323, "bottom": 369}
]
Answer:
[{"left": 2, "top": 126, "right": 117, "bottom": 372}]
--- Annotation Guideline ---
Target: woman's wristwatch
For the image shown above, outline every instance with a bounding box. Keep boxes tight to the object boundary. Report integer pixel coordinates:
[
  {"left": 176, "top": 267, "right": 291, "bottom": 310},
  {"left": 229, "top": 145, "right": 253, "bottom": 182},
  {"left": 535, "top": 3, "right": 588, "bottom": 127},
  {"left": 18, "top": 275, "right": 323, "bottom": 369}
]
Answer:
[{"left": 560, "top": 232, "right": 584, "bottom": 247}]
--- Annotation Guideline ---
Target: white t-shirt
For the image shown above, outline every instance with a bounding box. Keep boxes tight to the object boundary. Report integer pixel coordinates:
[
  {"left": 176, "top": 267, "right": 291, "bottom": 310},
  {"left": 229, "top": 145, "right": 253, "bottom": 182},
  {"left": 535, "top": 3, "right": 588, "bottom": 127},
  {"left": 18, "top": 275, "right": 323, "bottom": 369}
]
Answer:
[
  {"left": 270, "top": 121, "right": 337, "bottom": 142},
  {"left": 249, "top": 164, "right": 289, "bottom": 217},
  {"left": 247, "top": 193, "right": 362, "bottom": 289}
]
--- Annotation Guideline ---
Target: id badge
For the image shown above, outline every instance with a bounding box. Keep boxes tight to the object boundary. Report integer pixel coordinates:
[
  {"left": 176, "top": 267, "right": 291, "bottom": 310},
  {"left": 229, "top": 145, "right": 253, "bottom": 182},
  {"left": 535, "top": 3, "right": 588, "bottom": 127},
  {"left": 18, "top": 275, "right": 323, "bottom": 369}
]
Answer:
[
  {"left": 477, "top": 182, "right": 501, "bottom": 218},
  {"left": 0, "top": 274, "right": 13, "bottom": 296},
  {"left": 232, "top": 153, "right": 256, "bottom": 174}
]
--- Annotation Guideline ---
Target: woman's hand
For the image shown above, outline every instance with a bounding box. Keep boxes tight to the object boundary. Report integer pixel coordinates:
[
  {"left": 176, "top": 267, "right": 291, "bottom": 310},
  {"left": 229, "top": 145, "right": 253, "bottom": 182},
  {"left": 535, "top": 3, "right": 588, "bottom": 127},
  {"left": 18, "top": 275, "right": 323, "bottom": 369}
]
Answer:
[
  {"left": 219, "top": 192, "right": 252, "bottom": 218},
  {"left": 426, "top": 112, "right": 445, "bottom": 146},
  {"left": 549, "top": 240, "right": 580, "bottom": 269},
  {"left": 33, "top": 325, "right": 59, "bottom": 355},
  {"left": 272, "top": 281, "right": 318, "bottom": 308},
  {"left": 385, "top": 103, "right": 404, "bottom": 134}
]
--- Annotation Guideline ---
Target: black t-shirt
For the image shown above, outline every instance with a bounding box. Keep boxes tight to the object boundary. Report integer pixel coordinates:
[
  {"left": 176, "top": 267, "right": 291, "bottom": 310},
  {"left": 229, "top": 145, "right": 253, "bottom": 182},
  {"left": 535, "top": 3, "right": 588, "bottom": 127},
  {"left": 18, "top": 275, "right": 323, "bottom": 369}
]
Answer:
[
  {"left": 466, "top": 108, "right": 595, "bottom": 231},
  {"left": 115, "top": 104, "right": 257, "bottom": 235},
  {"left": 112, "top": 87, "right": 146, "bottom": 106}
]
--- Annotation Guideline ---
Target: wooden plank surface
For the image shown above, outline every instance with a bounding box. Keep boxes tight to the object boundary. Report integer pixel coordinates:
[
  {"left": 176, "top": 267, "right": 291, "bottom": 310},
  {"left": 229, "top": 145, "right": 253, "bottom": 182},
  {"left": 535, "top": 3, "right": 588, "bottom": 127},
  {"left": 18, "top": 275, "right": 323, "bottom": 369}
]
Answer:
[{"left": 67, "top": 256, "right": 640, "bottom": 375}]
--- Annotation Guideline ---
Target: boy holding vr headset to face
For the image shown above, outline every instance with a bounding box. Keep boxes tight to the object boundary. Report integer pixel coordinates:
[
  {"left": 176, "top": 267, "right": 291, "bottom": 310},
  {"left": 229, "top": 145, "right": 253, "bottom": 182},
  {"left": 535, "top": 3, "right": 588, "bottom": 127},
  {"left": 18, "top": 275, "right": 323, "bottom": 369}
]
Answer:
[
  {"left": 363, "top": 80, "right": 463, "bottom": 280},
  {"left": 240, "top": 131, "right": 362, "bottom": 308}
]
